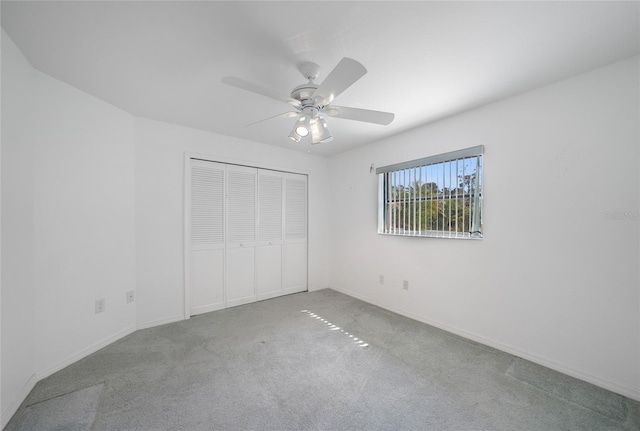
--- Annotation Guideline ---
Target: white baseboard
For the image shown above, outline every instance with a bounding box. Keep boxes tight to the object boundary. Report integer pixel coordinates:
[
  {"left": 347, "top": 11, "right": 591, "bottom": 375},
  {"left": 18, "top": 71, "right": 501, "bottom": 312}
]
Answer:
[
  {"left": 136, "top": 315, "right": 185, "bottom": 331},
  {"left": 1, "top": 374, "right": 38, "bottom": 429},
  {"left": 2, "top": 316, "right": 200, "bottom": 429},
  {"left": 2, "top": 325, "right": 137, "bottom": 428},
  {"left": 329, "top": 284, "right": 640, "bottom": 402},
  {"left": 36, "top": 325, "right": 137, "bottom": 382}
]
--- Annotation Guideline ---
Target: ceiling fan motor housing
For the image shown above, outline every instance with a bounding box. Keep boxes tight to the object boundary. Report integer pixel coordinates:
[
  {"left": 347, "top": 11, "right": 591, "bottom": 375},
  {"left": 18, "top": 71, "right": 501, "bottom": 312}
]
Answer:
[
  {"left": 290, "top": 82, "right": 319, "bottom": 104},
  {"left": 291, "top": 61, "right": 322, "bottom": 104}
]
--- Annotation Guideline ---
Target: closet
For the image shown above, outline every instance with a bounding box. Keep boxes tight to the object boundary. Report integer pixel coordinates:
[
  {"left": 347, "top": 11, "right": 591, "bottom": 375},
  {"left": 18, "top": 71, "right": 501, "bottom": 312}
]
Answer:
[{"left": 187, "top": 158, "right": 307, "bottom": 316}]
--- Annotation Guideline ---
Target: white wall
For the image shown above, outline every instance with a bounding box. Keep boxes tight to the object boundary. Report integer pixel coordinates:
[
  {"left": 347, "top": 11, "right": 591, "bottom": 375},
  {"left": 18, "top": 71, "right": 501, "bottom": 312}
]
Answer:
[
  {"left": 1, "top": 30, "right": 137, "bottom": 427},
  {"left": 328, "top": 56, "right": 640, "bottom": 400},
  {"left": 1, "top": 30, "right": 37, "bottom": 426},
  {"left": 134, "top": 118, "right": 330, "bottom": 328},
  {"left": 1, "top": 29, "right": 330, "bottom": 425},
  {"left": 31, "top": 70, "right": 137, "bottom": 375}
]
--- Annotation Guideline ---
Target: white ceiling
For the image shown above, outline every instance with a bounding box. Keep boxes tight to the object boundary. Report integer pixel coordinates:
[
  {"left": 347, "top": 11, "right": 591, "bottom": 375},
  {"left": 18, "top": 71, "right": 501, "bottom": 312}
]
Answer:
[{"left": 2, "top": 1, "right": 639, "bottom": 157}]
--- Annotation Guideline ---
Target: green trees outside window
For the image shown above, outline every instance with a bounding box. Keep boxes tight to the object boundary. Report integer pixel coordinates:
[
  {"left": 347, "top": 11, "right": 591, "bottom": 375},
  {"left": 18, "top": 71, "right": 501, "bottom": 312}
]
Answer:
[{"left": 378, "top": 147, "right": 483, "bottom": 239}]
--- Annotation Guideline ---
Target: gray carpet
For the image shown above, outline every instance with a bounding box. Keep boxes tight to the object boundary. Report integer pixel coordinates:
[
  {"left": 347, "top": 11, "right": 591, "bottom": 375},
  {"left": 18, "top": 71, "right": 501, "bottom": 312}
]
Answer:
[
  {"left": 5, "top": 289, "right": 640, "bottom": 430},
  {"left": 15, "top": 383, "right": 103, "bottom": 431}
]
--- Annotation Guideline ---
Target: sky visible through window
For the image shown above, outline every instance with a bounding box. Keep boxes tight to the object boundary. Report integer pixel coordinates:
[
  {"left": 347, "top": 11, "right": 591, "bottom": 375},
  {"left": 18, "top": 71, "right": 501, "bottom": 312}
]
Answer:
[
  {"left": 388, "top": 158, "right": 479, "bottom": 196},
  {"left": 381, "top": 155, "right": 482, "bottom": 238}
]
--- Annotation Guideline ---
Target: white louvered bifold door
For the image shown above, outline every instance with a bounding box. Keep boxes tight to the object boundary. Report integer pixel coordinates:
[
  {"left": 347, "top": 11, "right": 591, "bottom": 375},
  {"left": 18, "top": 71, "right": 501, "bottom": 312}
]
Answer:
[
  {"left": 283, "top": 173, "right": 308, "bottom": 294},
  {"left": 187, "top": 160, "right": 307, "bottom": 316},
  {"left": 225, "top": 165, "right": 258, "bottom": 307},
  {"left": 256, "top": 170, "right": 284, "bottom": 300},
  {"left": 190, "top": 160, "right": 225, "bottom": 315}
]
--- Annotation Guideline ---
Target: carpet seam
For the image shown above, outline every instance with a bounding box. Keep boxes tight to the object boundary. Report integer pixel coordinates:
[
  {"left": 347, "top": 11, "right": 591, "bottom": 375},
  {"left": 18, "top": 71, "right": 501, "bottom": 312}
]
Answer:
[{"left": 24, "top": 381, "right": 106, "bottom": 409}]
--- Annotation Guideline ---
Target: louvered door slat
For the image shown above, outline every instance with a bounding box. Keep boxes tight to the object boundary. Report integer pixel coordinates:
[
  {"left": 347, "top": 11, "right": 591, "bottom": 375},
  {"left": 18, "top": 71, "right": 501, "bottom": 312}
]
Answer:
[
  {"left": 285, "top": 176, "right": 307, "bottom": 241},
  {"left": 227, "top": 167, "right": 257, "bottom": 245},
  {"left": 259, "top": 172, "right": 283, "bottom": 243},
  {"left": 191, "top": 164, "right": 224, "bottom": 246}
]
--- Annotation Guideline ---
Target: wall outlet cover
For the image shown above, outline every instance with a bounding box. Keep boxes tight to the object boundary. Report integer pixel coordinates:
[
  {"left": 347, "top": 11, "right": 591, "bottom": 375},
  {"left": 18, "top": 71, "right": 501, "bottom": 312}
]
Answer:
[{"left": 95, "top": 298, "right": 106, "bottom": 314}]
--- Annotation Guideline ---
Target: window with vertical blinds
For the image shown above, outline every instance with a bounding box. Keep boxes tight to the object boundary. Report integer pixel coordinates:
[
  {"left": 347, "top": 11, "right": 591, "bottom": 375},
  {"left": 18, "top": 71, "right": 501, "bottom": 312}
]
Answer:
[{"left": 376, "top": 146, "right": 484, "bottom": 239}]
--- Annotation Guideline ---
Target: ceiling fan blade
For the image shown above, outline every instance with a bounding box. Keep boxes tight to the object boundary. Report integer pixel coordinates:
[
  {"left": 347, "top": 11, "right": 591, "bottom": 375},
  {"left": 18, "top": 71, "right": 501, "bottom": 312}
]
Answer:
[
  {"left": 325, "top": 105, "right": 394, "bottom": 125},
  {"left": 246, "top": 111, "right": 299, "bottom": 127},
  {"left": 313, "top": 58, "right": 367, "bottom": 106},
  {"left": 222, "top": 76, "right": 301, "bottom": 109}
]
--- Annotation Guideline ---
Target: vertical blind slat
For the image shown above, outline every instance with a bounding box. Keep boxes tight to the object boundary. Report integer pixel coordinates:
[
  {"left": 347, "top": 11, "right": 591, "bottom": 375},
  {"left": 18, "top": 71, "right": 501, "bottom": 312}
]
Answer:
[
  {"left": 418, "top": 166, "right": 422, "bottom": 236},
  {"left": 378, "top": 149, "right": 483, "bottom": 239}
]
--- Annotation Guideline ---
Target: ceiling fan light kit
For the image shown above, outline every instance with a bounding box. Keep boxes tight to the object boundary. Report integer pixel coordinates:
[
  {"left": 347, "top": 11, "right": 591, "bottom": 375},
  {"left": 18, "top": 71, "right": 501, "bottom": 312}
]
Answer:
[
  {"left": 288, "top": 106, "right": 333, "bottom": 144},
  {"left": 222, "top": 57, "right": 394, "bottom": 145},
  {"left": 288, "top": 115, "right": 309, "bottom": 143},
  {"left": 309, "top": 114, "right": 332, "bottom": 144}
]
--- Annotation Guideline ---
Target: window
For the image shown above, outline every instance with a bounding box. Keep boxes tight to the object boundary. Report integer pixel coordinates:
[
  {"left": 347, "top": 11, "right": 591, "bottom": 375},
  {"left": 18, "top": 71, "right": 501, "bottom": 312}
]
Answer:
[{"left": 377, "top": 146, "right": 484, "bottom": 239}]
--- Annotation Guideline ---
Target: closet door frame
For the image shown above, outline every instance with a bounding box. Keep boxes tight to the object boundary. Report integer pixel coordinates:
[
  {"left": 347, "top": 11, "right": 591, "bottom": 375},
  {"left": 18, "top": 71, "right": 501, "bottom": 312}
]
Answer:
[{"left": 183, "top": 152, "right": 309, "bottom": 319}]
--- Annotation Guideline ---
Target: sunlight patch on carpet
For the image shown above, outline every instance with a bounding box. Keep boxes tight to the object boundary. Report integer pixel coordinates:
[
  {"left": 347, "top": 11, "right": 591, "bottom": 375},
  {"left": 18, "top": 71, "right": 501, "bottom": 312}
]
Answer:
[{"left": 301, "top": 309, "right": 369, "bottom": 348}]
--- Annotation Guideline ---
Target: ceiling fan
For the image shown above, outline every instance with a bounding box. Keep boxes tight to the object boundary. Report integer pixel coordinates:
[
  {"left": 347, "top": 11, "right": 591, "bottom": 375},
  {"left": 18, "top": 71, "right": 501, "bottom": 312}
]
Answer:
[{"left": 222, "top": 58, "right": 394, "bottom": 145}]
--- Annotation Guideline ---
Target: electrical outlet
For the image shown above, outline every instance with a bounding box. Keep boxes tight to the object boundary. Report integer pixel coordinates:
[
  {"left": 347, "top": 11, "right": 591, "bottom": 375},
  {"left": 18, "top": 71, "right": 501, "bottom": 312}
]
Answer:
[
  {"left": 95, "top": 298, "right": 106, "bottom": 314},
  {"left": 126, "top": 290, "right": 134, "bottom": 303},
  {"left": 403, "top": 280, "right": 409, "bottom": 290},
  {"left": 379, "top": 275, "right": 384, "bottom": 285}
]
